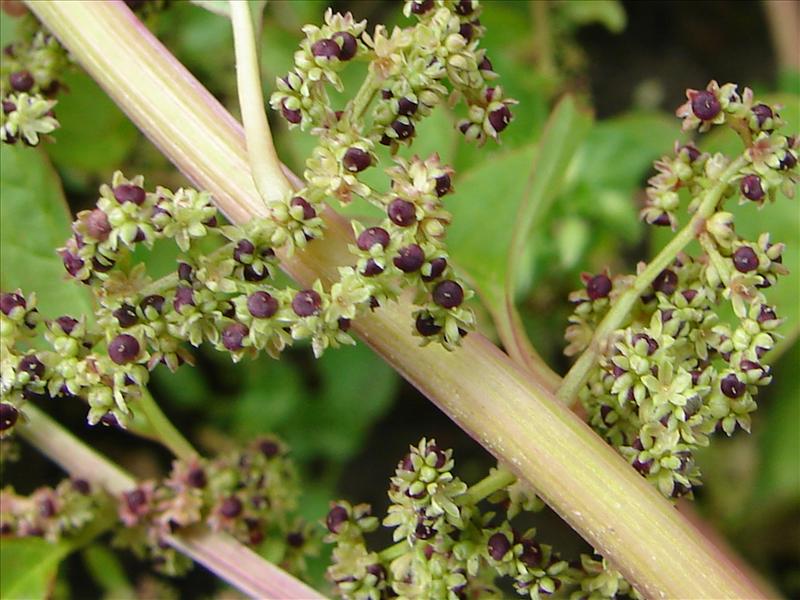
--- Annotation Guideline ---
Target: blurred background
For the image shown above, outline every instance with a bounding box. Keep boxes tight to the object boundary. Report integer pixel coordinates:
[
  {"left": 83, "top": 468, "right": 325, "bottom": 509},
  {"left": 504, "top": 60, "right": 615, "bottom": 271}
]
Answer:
[{"left": 1, "top": 0, "right": 798, "bottom": 597}]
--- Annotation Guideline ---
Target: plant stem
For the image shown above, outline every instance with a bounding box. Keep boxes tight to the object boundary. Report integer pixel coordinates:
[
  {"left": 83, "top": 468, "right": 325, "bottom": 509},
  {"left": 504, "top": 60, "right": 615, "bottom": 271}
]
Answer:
[
  {"left": 18, "top": 404, "right": 324, "bottom": 599},
  {"left": 230, "top": 0, "right": 292, "bottom": 206},
  {"left": 136, "top": 388, "right": 196, "bottom": 460},
  {"left": 556, "top": 156, "right": 748, "bottom": 406},
  {"left": 28, "top": 3, "right": 766, "bottom": 597}
]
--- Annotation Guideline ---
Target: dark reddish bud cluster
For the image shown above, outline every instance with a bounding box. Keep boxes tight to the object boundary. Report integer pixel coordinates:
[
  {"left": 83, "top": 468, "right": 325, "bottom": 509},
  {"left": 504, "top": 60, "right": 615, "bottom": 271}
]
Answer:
[
  {"left": 18, "top": 354, "right": 45, "bottom": 379},
  {"left": 312, "top": 32, "right": 357, "bottom": 61},
  {"left": 690, "top": 90, "right": 721, "bottom": 121},
  {"left": 233, "top": 239, "right": 255, "bottom": 263},
  {"left": 140, "top": 294, "right": 165, "bottom": 316},
  {"left": 739, "top": 175, "right": 765, "bottom": 201},
  {"left": 220, "top": 496, "right": 243, "bottom": 518},
  {"left": 55, "top": 316, "right": 78, "bottom": 335},
  {"left": 435, "top": 174, "right": 452, "bottom": 197},
  {"left": 173, "top": 286, "right": 195, "bottom": 312},
  {"left": 391, "top": 119, "right": 415, "bottom": 141},
  {"left": 280, "top": 99, "right": 302, "bottom": 124},
  {"left": 397, "top": 97, "right": 418, "bottom": 116},
  {"left": 455, "top": 0, "right": 475, "bottom": 16},
  {"left": 343, "top": 147, "right": 371, "bottom": 172},
  {"left": 751, "top": 104, "right": 773, "bottom": 128},
  {"left": 779, "top": 149, "right": 797, "bottom": 170},
  {"left": 85, "top": 209, "right": 111, "bottom": 241}
]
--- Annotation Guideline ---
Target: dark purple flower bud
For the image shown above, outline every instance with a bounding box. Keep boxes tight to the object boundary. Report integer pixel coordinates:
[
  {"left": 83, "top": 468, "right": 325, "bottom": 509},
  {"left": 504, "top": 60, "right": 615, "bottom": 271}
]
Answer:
[
  {"left": 680, "top": 143, "right": 701, "bottom": 162},
  {"left": 283, "top": 531, "right": 304, "bottom": 548},
  {"left": 362, "top": 259, "right": 384, "bottom": 277},
  {"left": 333, "top": 31, "right": 357, "bottom": 61},
  {"left": 342, "top": 147, "right": 372, "bottom": 172},
  {"left": 243, "top": 264, "right": 269, "bottom": 282},
  {"left": 410, "top": 0, "right": 433, "bottom": 14},
  {"left": 479, "top": 56, "right": 493, "bottom": 71},
  {"left": 60, "top": 251, "right": 85, "bottom": 278},
  {"left": 259, "top": 439, "right": 280, "bottom": 457},
  {"left": 54, "top": 316, "right": 78, "bottom": 335},
  {"left": 653, "top": 269, "right": 678, "bottom": 295},
  {"left": 108, "top": 334, "right": 140, "bottom": 365},
  {"left": 72, "top": 479, "right": 91, "bottom": 495},
  {"left": 459, "top": 22, "right": 474, "bottom": 41},
  {"left": 100, "top": 412, "right": 121, "bottom": 428},
  {"left": 691, "top": 90, "right": 721, "bottom": 121},
  {"left": 720, "top": 373, "right": 746, "bottom": 398},
  {"left": 1, "top": 292, "right": 26, "bottom": 315},
  {"left": 651, "top": 212, "right": 672, "bottom": 227},
  {"left": 220, "top": 496, "right": 243, "bottom": 518},
  {"left": 338, "top": 317, "right": 351, "bottom": 331},
  {"left": 435, "top": 174, "right": 452, "bottom": 197},
  {"left": 2, "top": 99, "right": 15, "bottom": 114},
  {"left": 178, "top": 262, "right": 193, "bottom": 282},
  {"left": 113, "top": 304, "right": 138, "bottom": 328},
  {"left": 586, "top": 273, "right": 612, "bottom": 300},
  {"left": 18, "top": 354, "right": 45, "bottom": 379},
  {"left": 367, "top": 563, "right": 386, "bottom": 581},
  {"left": 632, "top": 456, "right": 653, "bottom": 475},
  {"left": 113, "top": 184, "right": 146, "bottom": 205},
  {"left": 186, "top": 467, "right": 206, "bottom": 488},
  {"left": 394, "top": 244, "right": 425, "bottom": 272},
  {"left": 222, "top": 322, "right": 249, "bottom": 351},
  {"left": 740, "top": 359, "right": 763, "bottom": 373},
  {"left": 388, "top": 198, "right": 416, "bottom": 226},
  {"left": 397, "top": 97, "right": 418, "bottom": 116},
  {"left": 292, "top": 290, "right": 322, "bottom": 317},
  {"left": 757, "top": 305, "right": 777, "bottom": 324},
  {"left": 233, "top": 239, "right": 255, "bottom": 263},
  {"left": 488, "top": 105, "right": 512, "bottom": 133},
  {"left": 124, "top": 488, "right": 147, "bottom": 511},
  {"left": 632, "top": 333, "right": 658, "bottom": 355},
  {"left": 280, "top": 99, "right": 302, "bottom": 124},
  {"left": 458, "top": 121, "right": 471, "bottom": 135},
  {"left": 311, "top": 38, "right": 340, "bottom": 59},
  {"left": 752, "top": 104, "right": 773, "bottom": 128},
  {"left": 672, "top": 482, "right": 691, "bottom": 499},
  {"left": 85, "top": 209, "right": 111, "bottom": 241},
  {"left": 426, "top": 442, "right": 447, "bottom": 468},
  {"left": 415, "top": 523, "right": 434, "bottom": 540},
  {"left": 248, "top": 291, "right": 279, "bottom": 318},
  {"left": 779, "top": 150, "right": 797, "bottom": 170},
  {"left": 739, "top": 175, "right": 764, "bottom": 201},
  {"left": 92, "top": 256, "right": 114, "bottom": 273},
  {"left": 487, "top": 532, "right": 511, "bottom": 561},
  {"left": 519, "top": 539, "right": 542, "bottom": 567},
  {"left": 0, "top": 403, "right": 19, "bottom": 431},
  {"left": 732, "top": 246, "right": 759, "bottom": 273},
  {"left": 391, "top": 119, "right": 415, "bottom": 140},
  {"left": 422, "top": 257, "right": 447, "bottom": 282},
  {"left": 326, "top": 505, "right": 349, "bottom": 533},
  {"left": 357, "top": 227, "right": 390, "bottom": 251},
  {"left": 9, "top": 70, "right": 34, "bottom": 92},
  {"left": 415, "top": 314, "right": 441, "bottom": 336},
  {"left": 433, "top": 280, "right": 464, "bottom": 309},
  {"left": 140, "top": 294, "right": 165, "bottom": 315},
  {"left": 455, "top": 0, "right": 475, "bottom": 15},
  {"left": 290, "top": 196, "right": 316, "bottom": 220},
  {"left": 173, "top": 286, "right": 195, "bottom": 312}
]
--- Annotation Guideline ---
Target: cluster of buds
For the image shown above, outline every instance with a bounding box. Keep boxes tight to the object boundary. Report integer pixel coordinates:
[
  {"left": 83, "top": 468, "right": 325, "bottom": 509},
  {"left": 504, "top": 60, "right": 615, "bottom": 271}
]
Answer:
[
  {"left": 325, "top": 439, "right": 638, "bottom": 599},
  {"left": 0, "top": 477, "right": 99, "bottom": 540},
  {"left": 0, "top": 13, "right": 69, "bottom": 145},
  {"left": 113, "top": 437, "right": 315, "bottom": 576},
  {"left": 566, "top": 83, "right": 797, "bottom": 500}
]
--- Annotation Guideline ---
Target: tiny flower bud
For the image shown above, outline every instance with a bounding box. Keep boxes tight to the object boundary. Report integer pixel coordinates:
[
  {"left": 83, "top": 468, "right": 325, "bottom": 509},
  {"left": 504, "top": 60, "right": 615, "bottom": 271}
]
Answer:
[
  {"left": 0, "top": 403, "right": 19, "bottom": 431},
  {"left": 140, "top": 294, "right": 165, "bottom": 315},
  {"left": 280, "top": 99, "right": 302, "bottom": 124},
  {"left": 394, "top": 244, "right": 425, "bottom": 272},
  {"left": 9, "top": 70, "right": 34, "bottom": 92},
  {"left": 222, "top": 323, "right": 249, "bottom": 351},
  {"left": 391, "top": 119, "right": 415, "bottom": 140},
  {"left": 72, "top": 479, "right": 91, "bottom": 495},
  {"left": 61, "top": 251, "right": 85, "bottom": 278},
  {"left": 397, "top": 97, "right": 418, "bottom": 116},
  {"left": 415, "top": 314, "right": 441, "bottom": 336},
  {"left": 108, "top": 334, "right": 140, "bottom": 365},
  {"left": 326, "top": 505, "right": 348, "bottom": 533},
  {"left": 55, "top": 316, "right": 78, "bottom": 334},
  {"left": 720, "top": 373, "right": 746, "bottom": 398},
  {"left": 233, "top": 239, "right": 255, "bottom": 263},
  {"left": 455, "top": 0, "right": 475, "bottom": 16},
  {"left": 292, "top": 290, "right": 321, "bottom": 317},
  {"left": 178, "top": 262, "right": 193, "bottom": 281},
  {"left": 757, "top": 305, "right": 777, "bottom": 324},
  {"left": 362, "top": 259, "right": 384, "bottom": 277},
  {"left": 435, "top": 174, "right": 452, "bottom": 197},
  {"left": 186, "top": 467, "right": 207, "bottom": 488},
  {"left": 691, "top": 90, "right": 721, "bottom": 121},
  {"left": 2, "top": 100, "right": 15, "bottom": 114},
  {"left": 740, "top": 175, "right": 765, "bottom": 201},
  {"left": 479, "top": 56, "right": 493, "bottom": 72},
  {"left": 333, "top": 31, "right": 357, "bottom": 61},
  {"left": 779, "top": 150, "right": 797, "bottom": 170},
  {"left": 173, "top": 286, "right": 195, "bottom": 312},
  {"left": 422, "top": 257, "right": 447, "bottom": 282},
  {"left": 653, "top": 269, "right": 678, "bottom": 295},
  {"left": 487, "top": 532, "right": 511, "bottom": 561},
  {"left": 751, "top": 104, "right": 772, "bottom": 128},
  {"left": 586, "top": 273, "right": 612, "bottom": 300},
  {"left": 1, "top": 292, "right": 26, "bottom": 315},
  {"left": 290, "top": 196, "right": 316, "bottom": 220},
  {"left": 357, "top": 227, "right": 390, "bottom": 251},
  {"left": 18, "top": 354, "right": 45, "bottom": 379},
  {"left": 113, "top": 304, "right": 138, "bottom": 328},
  {"left": 247, "top": 291, "right": 279, "bottom": 318},
  {"left": 433, "top": 280, "right": 464, "bottom": 308},
  {"left": 85, "top": 209, "right": 111, "bottom": 241},
  {"left": 113, "top": 184, "right": 146, "bottom": 205},
  {"left": 415, "top": 523, "right": 434, "bottom": 540},
  {"left": 342, "top": 147, "right": 372, "bottom": 172},
  {"left": 311, "top": 38, "right": 340, "bottom": 59},
  {"left": 388, "top": 198, "right": 416, "bottom": 226},
  {"left": 410, "top": 0, "right": 433, "bottom": 14},
  {"left": 220, "top": 496, "right": 243, "bottom": 518},
  {"left": 519, "top": 539, "right": 542, "bottom": 567},
  {"left": 124, "top": 488, "right": 147, "bottom": 511},
  {"left": 488, "top": 105, "right": 512, "bottom": 133},
  {"left": 259, "top": 439, "right": 281, "bottom": 457},
  {"left": 732, "top": 246, "right": 759, "bottom": 273}
]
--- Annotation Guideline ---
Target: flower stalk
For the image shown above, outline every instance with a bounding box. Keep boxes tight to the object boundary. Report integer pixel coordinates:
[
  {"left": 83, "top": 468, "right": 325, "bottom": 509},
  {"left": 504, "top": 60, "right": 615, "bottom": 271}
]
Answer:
[{"left": 26, "top": 2, "right": 765, "bottom": 598}]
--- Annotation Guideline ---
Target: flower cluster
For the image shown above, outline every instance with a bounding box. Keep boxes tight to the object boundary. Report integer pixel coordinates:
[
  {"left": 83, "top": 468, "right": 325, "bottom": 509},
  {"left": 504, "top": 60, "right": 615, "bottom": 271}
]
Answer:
[
  {"left": 567, "top": 84, "right": 797, "bottom": 499},
  {"left": 325, "top": 439, "right": 639, "bottom": 600},
  {"left": 1, "top": 14, "right": 69, "bottom": 145}
]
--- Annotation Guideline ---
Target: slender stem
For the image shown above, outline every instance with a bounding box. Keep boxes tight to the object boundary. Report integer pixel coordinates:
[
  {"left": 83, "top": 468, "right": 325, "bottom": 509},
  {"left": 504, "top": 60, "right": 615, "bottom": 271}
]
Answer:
[
  {"left": 230, "top": 0, "right": 292, "bottom": 205},
  {"left": 18, "top": 404, "right": 324, "bottom": 599},
  {"left": 345, "top": 69, "right": 382, "bottom": 127},
  {"left": 28, "top": 4, "right": 766, "bottom": 598},
  {"left": 556, "top": 156, "right": 748, "bottom": 406},
  {"left": 136, "top": 388, "right": 196, "bottom": 460},
  {"left": 699, "top": 232, "right": 733, "bottom": 288}
]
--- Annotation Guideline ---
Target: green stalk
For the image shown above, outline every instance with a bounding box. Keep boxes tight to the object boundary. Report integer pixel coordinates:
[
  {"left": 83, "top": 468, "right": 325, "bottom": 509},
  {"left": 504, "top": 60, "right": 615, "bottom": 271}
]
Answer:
[
  {"left": 136, "top": 388, "right": 196, "bottom": 460},
  {"left": 18, "top": 404, "right": 324, "bottom": 600},
  {"left": 27, "top": 2, "right": 765, "bottom": 598}
]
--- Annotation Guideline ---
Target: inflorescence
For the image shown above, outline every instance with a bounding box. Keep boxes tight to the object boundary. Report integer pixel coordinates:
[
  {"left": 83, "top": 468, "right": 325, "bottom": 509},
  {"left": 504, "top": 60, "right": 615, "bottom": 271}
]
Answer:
[
  {"left": 566, "top": 81, "right": 797, "bottom": 500},
  {"left": 325, "top": 438, "right": 640, "bottom": 600}
]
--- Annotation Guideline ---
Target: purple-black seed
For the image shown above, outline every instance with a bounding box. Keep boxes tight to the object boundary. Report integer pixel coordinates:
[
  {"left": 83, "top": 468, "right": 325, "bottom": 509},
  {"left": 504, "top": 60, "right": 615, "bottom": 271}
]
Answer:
[
  {"left": 247, "top": 291, "right": 279, "bottom": 319},
  {"left": 326, "top": 505, "right": 348, "bottom": 533},
  {"left": 222, "top": 323, "right": 249, "bottom": 351},
  {"left": 173, "top": 286, "right": 195, "bottom": 312},
  {"left": 292, "top": 290, "right": 322, "bottom": 317},
  {"left": 415, "top": 523, "right": 434, "bottom": 540},
  {"left": 433, "top": 280, "right": 464, "bottom": 309},
  {"left": 9, "top": 70, "right": 34, "bottom": 92},
  {"left": 653, "top": 269, "right": 678, "bottom": 295},
  {"left": 0, "top": 403, "right": 19, "bottom": 431},
  {"left": 311, "top": 38, "right": 340, "bottom": 59},
  {"left": 357, "top": 227, "right": 390, "bottom": 251},
  {"left": 740, "top": 175, "right": 765, "bottom": 201},
  {"left": 410, "top": 0, "right": 433, "bottom": 14},
  {"left": 691, "top": 90, "right": 721, "bottom": 120},
  {"left": 287, "top": 531, "right": 305, "bottom": 547},
  {"left": 394, "top": 244, "right": 425, "bottom": 272},
  {"left": 362, "top": 259, "right": 384, "bottom": 277},
  {"left": 333, "top": 31, "right": 357, "bottom": 61},
  {"left": 243, "top": 264, "right": 268, "bottom": 282},
  {"left": 415, "top": 314, "right": 441, "bottom": 336},
  {"left": 55, "top": 316, "right": 78, "bottom": 334},
  {"left": 397, "top": 97, "right": 418, "bottom": 116},
  {"left": 342, "top": 147, "right": 371, "bottom": 172},
  {"left": 220, "top": 496, "right": 243, "bottom": 518},
  {"left": 487, "top": 533, "right": 511, "bottom": 561},
  {"left": 519, "top": 539, "right": 542, "bottom": 567},
  {"left": 435, "top": 174, "right": 452, "bottom": 197},
  {"left": 733, "top": 246, "right": 759, "bottom": 273},
  {"left": 388, "top": 198, "right": 416, "bottom": 226},
  {"left": 758, "top": 305, "right": 777, "bottom": 323},
  {"left": 779, "top": 150, "right": 797, "bottom": 170},
  {"left": 108, "top": 334, "right": 140, "bottom": 365},
  {"left": 391, "top": 119, "right": 415, "bottom": 140},
  {"left": 459, "top": 22, "right": 474, "bottom": 41},
  {"left": 259, "top": 439, "right": 280, "bottom": 457},
  {"left": 113, "top": 304, "right": 138, "bottom": 328},
  {"left": 280, "top": 99, "right": 302, "bottom": 124},
  {"left": 338, "top": 317, "right": 351, "bottom": 331},
  {"left": 455, "top": 0, "right": 474, "bottom": 15},
  {"left": 233, "top": 239, "right": 255, "bottom": 263},
  {"left": 18, "top": 354, "right": 45, "bottom": 379},
  {"left": 586, "top": 273, "right": 612, "bottom": 300},
  {"left": 752, "top": 103, "right": 773, "bottom": 128},
  {"left": 488, "top": 105, "right": 512, "bottom": 133},
  {"left": 1, "top": 292, "right": 26, "bottom": 315},
  {"left": 479, "top": 56, "right": 493, "bottom": 71},
  {"left": 92, "top": 257, "right": 114, "bottom": 273},
  {"left": 422, "top": 257, "right": 447, "bottom": 282},
  {"left": 140, "top": 294, "right": 165, "bottom": 315},
  {"left": 720, "top": 373, "right": 746, "bottom": 398},
  {"left": 290, "top": 196, "right": 316, "bottom": 220},
  {"left": 113, "top": 184, "right": 146, "bottom": 205}
]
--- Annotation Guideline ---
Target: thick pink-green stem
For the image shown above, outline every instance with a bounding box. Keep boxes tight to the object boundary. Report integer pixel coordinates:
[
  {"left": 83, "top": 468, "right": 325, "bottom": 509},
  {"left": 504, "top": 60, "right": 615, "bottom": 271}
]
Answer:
[
  {"left": 27, "top": 2, "right": 765, "bottom": 598},
  {"left": 19, "top": 404, "right": 324, "bottom": 600}
]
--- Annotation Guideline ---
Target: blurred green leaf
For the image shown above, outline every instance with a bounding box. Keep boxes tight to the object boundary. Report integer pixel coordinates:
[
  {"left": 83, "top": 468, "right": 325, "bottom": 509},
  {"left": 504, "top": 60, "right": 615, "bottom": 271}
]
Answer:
[
  {"left": 0, "top": 537, "right": 71, "bottom": 600},
  {"left": 82, "top": 545, "right": 134, "bottom": 599},
  {"left": 0, "top": 144, "right": 91, "bottom": 317},
  {"left": 558, "top": 0, "right": 626, "bottom": 33},
  {"left": 45, "top": 71, "right": 138, "bottom": 175}
]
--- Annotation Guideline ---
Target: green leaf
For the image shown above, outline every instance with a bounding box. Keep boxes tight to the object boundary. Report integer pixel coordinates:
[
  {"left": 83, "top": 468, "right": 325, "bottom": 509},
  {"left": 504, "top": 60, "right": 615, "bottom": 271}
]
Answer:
[
  {"left": 558, "top": 0, "right": 627, "bottom": 33},
  {"left": 0, "top": 144, "right": 91, "bottom": 317},
  {"left": 82, "top": 545, "right": 134, "bottom": 598},
  {"left": 45, "top": 71, "right": 138, "bottom": 175},
  {"left": 0, "top": 537, "right": 72, "bottom": 600}
]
